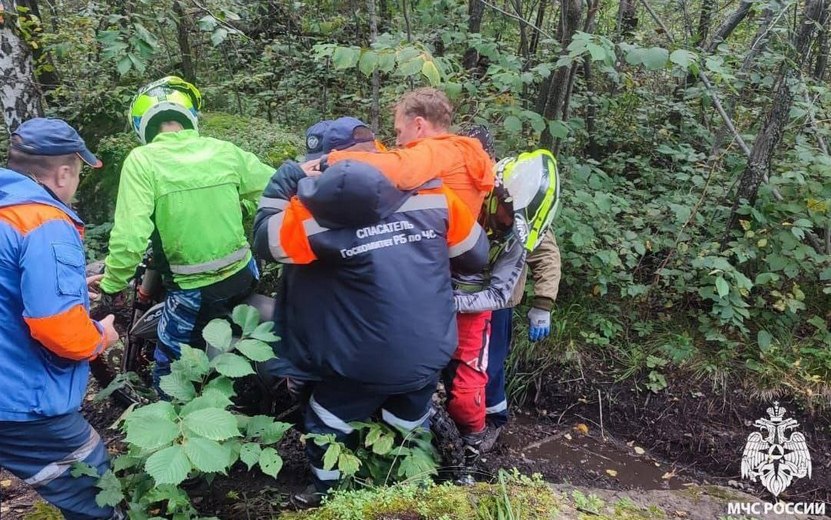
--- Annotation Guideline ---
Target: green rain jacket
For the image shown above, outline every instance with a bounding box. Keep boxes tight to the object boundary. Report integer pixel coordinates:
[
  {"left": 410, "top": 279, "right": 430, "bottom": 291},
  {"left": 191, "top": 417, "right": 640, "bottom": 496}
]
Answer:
[{"left": 100, "top": 130, "right": 275, "bottom": 293}]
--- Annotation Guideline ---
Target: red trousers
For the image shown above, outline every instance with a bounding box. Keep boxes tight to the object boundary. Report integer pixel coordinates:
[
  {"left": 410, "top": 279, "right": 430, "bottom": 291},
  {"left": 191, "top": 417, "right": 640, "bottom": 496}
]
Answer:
[{"left": 444, "top": 311, "right": 491, "bottom": 435}]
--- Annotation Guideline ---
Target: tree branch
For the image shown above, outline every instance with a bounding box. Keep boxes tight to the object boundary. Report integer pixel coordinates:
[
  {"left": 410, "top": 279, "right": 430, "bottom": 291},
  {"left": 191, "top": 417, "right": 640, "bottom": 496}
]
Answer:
[
  {"left": 480, "top": 0, "right": 555, "bottom": 41},
  {"left": 704, "top": 0, "right": 754, "bottom": 52}
]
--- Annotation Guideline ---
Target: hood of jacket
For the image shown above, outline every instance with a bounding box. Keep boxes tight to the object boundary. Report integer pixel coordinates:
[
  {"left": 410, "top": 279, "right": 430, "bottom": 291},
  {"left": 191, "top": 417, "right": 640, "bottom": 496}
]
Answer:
[
  {"left": 298, "top": 159, "right": 411, "bottom": 229},
  {"left": 0, "top": 168, "right": 83, "bottom": 225}
]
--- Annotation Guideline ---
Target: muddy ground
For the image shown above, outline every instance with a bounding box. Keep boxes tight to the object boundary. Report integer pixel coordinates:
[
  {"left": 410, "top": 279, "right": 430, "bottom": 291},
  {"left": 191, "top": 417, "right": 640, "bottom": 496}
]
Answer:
[
  {"left": 4, "top": 376, "right": 829, "bottom": 519},
  {"left": 2, "top": 311, "right": 829, "bottom": 518}
]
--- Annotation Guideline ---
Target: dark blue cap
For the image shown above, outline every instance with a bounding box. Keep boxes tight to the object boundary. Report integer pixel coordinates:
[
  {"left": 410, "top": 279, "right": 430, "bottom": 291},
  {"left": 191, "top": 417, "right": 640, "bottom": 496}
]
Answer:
[
  {"left": 321, "top": 117, "right": 374, "bottom": 155},
  {"left": 11, "top": 118, "right": 102, "bottom": 168},
  {"left": 305, "top": 120, "right": 331, "bottom": 160}
]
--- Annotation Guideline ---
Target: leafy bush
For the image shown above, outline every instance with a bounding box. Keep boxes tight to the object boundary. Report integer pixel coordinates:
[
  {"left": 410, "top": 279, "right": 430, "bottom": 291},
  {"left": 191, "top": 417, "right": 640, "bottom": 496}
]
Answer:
[
  {"left": 75, "top": 305, "right": 290, "bottom": 518},
  {"left": 306, "top": 420, "right": 439, "bottom": 489}
]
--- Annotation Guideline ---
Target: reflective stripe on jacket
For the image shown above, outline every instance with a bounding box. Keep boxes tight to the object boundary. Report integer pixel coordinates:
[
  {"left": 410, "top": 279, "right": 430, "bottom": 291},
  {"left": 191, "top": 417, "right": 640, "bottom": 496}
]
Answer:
[
  {"left": 100, "top": 129, "right": 275, "bottom": 293},
  {"left": 0, "top": 169, "right": 104, "bottom": 420},
  {"left": 253, "top": 160, "right": 489, "bottom": 393}
]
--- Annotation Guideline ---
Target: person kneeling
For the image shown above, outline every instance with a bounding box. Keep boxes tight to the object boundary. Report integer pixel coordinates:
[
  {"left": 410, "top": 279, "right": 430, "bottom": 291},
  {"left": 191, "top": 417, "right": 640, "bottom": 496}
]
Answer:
[{"left": 253, "top": 158, "right": 488, "bottom": 498}]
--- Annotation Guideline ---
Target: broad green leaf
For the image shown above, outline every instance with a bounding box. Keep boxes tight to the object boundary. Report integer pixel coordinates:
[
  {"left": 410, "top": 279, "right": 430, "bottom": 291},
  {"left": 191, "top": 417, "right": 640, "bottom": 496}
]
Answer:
[
  {"left": 359, "top": 50, "right": 379, "bottom": 76},
  {"left": 246, "top": 415, "right": 275, "bottom": 438},
  {"left": 179, "top": 392, "right": 234, "bottom": 417},
  {"left": 261, "top": 421, "right": 293, "bottom": 445},
  {"left": 127, "top": 400, "right": 177, "bottom": 422},
  {"left": 184, "top": 438, "right": 231, "bottom": 473},
  {"left": 332, "top": 46, "right": 359, "bottom": 69},
  {"left": 669, "top": 49, "right": 696, "bottom": 69},
  {"left": 235, "top": 339, "right": 275, "bottom": 362},
  {"left": 258, "top": 447, "right": 283, "bottom": 478},
  {"left": 142, "top": 485, "right": 191, "bottom": 511},
  {"left": 372, "top": 434, "right": 394, "bottom": 455},
  {"left": 112, "top": 455, "right": 141, "bottom": 472},
  {"left": 232, "top": 305, "right": 259, "bottom": 336},
  {"left": 757, "top": 330, "right": 773, "bottom": 352},
  {"left": 377, "top": 52, "right": 396, "bottom": 73},
  {"left": 240, "top": 443, "right": 262, "bottom": 470},
  {"left": 145, "top": 445, "right": 192, "bottom": 485},
  {"left": 364, "top": 426, "right": 382, "bottom": 447},
  {"left": 548, "top": 120, "right": 569, "bottom": 139},
  {"left": 642, "top": 47, "right": 669, "bottom": 70},
  {"left": 70, "top": 462, "right": 99, "bottom": 478},
  {"left": 94, "top": 470, "right": 123, "bottom": 508},
  {"left": 202, "top": 320, "right": 232, "bottom": 353},
  {"left": 421, "top": 60, "right": 441, "bottom": 86},
  {"left": 322, "top": 443, "right": 341, "bottom": 471},
  {"left": 211, "top": 353, "right": 255, "bottom": 378},
  {"left": 715, "top": 276, "right": 729, "bottom": 298},
  {"left": 443, "top": 81, "right": 462, "bottom": 99},
  {"left": 586, "top": 42, "right": 607, "bottom": 62},
  {"left": 396, "top": 57, "right": 423, "bottom": 77},
  {"left": 176, "top": 345, "right": 210, "bottom": 382},
  {"left": 116, "top": 56, "right": 132, "bottom": 75},
  {"left": 337, "top": 453, "right": 361, "bottom": 476},
  {"left": 211, "top": 27, "right": 228, "bottom": 47},
  {"left": 183, "top": 408, "right": 240, "bottom": 441},
  {"left": 503, "top": 115, "right": 522, "bottom": 133},
  {"left": 159, "top": 371, "right": 196, "bottom": 402},
  {"left": 203, "top": 376, "right": 236, "bottom": 399},
  {"left": 125, "top": 415, "right": 179, "bottom": 450},
  {"left": 249, "top": 321, "right": 279, "bottom": 343}
]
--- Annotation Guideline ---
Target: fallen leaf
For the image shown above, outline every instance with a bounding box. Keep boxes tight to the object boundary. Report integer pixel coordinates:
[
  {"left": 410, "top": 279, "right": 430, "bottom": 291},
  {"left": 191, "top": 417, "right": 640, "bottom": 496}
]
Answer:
[
  {"left": 564, "top": 433, "right": 573, "bottom": 441},
  {"left": 634, "top": 446, "right": 646, "bottom": 455},
  {"left": 574, "top": 423, "right": 589, "bottom": 435},
  {"left": 0, "top": 479, "right": 11, "bottom": 488},
  {"left": 674, "top": 511, "right": 688, "bottom": 518},
  {"left": 605, "top": 469, "right": 618, "bottom": 477}
]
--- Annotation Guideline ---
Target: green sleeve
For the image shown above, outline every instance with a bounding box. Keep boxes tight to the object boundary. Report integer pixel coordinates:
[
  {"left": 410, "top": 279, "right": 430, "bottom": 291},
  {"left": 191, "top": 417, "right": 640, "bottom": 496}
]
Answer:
[
  {"left": 99, "top": 151, "right": 156, "bottom": 294},
  {"left": 237, "top": 146, "right": 276, "bottom": 202}
]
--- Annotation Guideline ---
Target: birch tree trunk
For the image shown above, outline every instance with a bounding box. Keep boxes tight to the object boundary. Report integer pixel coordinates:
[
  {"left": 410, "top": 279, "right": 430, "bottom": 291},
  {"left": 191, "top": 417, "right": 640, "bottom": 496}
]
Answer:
[{"left": 0, "top": 0, "right": 44, "bottom": 133}]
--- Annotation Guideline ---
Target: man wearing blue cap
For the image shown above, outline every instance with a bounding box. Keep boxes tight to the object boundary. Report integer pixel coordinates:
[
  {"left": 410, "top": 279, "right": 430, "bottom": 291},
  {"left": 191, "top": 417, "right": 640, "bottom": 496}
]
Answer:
[
  {"left": 302, "top": 117, "right": 381, "bottom": 168},
  {"left": 0, "top": 118, "right": 121, "bottom": 519}
]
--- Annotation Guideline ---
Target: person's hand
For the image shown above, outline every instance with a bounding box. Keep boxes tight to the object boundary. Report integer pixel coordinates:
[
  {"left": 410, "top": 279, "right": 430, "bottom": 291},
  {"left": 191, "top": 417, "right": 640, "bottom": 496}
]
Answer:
[
  {"left": 94, "top": 290, "right": 121, "bottom": 312},
  {"left": 86, "top": 274, "right": 104, "bottom": 301},
  {"left": 99, "top": 314, "right": 119, "bottom": 350},
  {"left": 301, "top": 158, "right": 323, "bottom": 176},
  {"left": 527, "top": 307, "right": 551, "bottom": 342}
]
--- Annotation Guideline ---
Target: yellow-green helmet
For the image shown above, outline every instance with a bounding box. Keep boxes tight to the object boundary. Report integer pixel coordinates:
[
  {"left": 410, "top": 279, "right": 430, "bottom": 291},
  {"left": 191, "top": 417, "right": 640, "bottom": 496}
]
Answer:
[
  {"left": 486, "top": 149, "right": 560, "bottom": 251},
  {"left": 129, "top": 76, "right": 202, "bottom": 144}
]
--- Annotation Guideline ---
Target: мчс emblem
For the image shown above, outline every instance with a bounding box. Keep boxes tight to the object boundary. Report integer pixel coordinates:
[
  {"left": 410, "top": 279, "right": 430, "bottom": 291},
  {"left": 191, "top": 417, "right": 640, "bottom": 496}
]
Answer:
[{"left": 741, "top": 402, "right": 812, "bottom": 497}]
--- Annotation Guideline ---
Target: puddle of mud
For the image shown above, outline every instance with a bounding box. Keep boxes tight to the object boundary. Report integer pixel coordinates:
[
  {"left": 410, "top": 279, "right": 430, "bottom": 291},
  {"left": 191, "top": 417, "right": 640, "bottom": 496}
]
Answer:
[{"left": 500, "top": 415, "right": 687, "bottom": 491}]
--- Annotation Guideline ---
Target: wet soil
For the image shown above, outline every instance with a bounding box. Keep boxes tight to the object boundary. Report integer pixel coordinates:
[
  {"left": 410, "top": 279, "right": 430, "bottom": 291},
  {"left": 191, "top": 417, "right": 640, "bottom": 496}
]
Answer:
[{"left": 524, "top": 366, "right": 831, "bottom": 507}]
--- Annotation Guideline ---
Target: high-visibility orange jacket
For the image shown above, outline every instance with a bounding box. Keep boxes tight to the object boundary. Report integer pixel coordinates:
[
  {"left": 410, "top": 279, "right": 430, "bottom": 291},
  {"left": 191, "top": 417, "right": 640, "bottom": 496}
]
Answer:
[{"left": 326, "top": 134, "right": 495, "bottom": 215}]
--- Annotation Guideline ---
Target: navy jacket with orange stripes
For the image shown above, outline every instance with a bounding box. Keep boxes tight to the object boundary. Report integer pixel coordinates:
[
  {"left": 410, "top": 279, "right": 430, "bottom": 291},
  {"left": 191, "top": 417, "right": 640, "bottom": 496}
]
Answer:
[
  {"left": 253, "top": 160, "right": 489, "bottom": 393},
  {"left": 0, "top": 168, "right": 105, "bottom": 421}
]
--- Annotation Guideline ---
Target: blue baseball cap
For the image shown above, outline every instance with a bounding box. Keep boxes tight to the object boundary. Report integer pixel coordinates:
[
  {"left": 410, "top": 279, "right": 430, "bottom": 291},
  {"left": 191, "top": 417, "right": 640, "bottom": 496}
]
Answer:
[
  {"left": 11, "top": 118, "right": 102, "bottom": 168},
  {"left": 305, "top": 120, "right": 331, "bottom": 160},
  {"left": 321, "top": 117, "right": 375, "bottom": 155}
]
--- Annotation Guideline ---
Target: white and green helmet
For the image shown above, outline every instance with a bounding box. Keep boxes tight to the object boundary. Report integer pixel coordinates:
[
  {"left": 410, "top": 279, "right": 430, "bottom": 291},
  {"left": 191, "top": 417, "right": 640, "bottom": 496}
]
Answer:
[
  {"left": 129, "top": 76, "right": 202, "bottom": 144},
  {"left": 487, "top": 149, "right": 560, "bottom": 251}
]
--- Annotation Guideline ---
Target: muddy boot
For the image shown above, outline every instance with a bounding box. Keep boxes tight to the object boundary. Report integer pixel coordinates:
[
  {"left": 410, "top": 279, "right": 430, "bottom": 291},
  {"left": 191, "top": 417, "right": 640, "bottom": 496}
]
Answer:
[
  {"left": 479, "top": 422, "right": 504, "bottom": 454},
  {"left": 286, "top": 484, "right": 326, "bottom": 510},
  {"left": 456, "top": 431, "right": 485, "bottom": 486}
]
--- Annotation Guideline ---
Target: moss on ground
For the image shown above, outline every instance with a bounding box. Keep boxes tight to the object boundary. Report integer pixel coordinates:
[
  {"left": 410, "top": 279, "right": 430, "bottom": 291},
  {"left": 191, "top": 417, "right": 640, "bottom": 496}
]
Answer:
[{"left": 282, "top": 472, "right": 560, "bottom": 520}]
